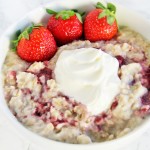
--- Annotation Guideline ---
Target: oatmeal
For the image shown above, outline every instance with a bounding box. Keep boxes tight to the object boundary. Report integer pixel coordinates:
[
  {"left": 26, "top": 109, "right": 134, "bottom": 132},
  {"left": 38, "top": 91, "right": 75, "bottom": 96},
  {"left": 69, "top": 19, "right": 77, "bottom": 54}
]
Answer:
[{"left": 2, "top": 27, "right": 150, "bottom": 144}]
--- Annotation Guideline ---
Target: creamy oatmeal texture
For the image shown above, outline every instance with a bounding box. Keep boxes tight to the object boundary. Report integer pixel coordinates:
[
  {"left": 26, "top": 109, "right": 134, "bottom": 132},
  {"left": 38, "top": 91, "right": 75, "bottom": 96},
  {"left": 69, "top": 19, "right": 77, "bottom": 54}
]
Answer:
[{"left": 2, "top": 27, "right": 150, "bottom": 144}]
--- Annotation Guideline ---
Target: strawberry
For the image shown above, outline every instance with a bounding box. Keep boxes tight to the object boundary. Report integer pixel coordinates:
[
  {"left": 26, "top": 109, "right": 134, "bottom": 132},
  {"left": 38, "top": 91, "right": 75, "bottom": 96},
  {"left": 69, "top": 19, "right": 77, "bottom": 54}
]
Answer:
[
  {"left": 84, "top": 2, "right": 118, "bottom": 41},
  {"left": 13, "top": 25, "right": 57, "bottom": 62},
  {"left": 46, "top": 9, "right": 83, "bottom": 45}
]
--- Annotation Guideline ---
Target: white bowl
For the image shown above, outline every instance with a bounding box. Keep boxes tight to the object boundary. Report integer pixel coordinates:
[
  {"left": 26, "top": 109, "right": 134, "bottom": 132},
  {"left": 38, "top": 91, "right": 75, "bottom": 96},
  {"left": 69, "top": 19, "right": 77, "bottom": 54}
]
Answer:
[{"left": 0, "top": 0, "right": 150, "bottom": 150}]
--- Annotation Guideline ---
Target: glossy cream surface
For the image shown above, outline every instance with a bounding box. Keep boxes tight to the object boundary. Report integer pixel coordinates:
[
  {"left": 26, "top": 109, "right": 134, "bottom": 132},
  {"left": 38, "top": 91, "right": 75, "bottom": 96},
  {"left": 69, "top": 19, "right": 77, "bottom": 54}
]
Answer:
[{"left": 54, "top": 48, "right": 121, "bottom": 114}]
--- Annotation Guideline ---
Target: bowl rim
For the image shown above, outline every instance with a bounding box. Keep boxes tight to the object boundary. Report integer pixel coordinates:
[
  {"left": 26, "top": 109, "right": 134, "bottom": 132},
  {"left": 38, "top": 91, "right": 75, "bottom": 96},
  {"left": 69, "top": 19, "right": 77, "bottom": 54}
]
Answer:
[{"left": 0, "top": 0, "right": 150, "bottom": 149}]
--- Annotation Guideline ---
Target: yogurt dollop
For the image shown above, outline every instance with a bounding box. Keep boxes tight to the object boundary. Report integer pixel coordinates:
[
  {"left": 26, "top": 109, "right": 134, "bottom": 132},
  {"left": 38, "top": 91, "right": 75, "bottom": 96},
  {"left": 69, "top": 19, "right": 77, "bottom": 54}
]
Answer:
[{"left": 54, "top": 48, "right": 121, "bottom": 115}]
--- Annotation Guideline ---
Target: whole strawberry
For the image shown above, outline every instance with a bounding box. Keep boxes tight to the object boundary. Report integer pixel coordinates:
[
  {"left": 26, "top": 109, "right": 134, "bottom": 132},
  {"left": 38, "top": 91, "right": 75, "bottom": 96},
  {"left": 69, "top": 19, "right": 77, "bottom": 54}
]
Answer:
[
  {"left": 84, "top": 2, "right": 118, "bottom": 41},
  {"left": 13, "top": 25, "right": 57, "bottom": 62},
  {"left": 46, "top": 9, "right": 83, "bottom": 45}
]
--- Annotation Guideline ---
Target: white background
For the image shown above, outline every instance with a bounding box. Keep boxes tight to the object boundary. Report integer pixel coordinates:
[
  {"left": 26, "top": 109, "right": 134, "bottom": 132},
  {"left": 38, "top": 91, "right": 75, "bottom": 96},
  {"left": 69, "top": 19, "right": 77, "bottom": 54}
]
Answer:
[{"left": 0, "top": 0, "right": 150, "bottom": 150}]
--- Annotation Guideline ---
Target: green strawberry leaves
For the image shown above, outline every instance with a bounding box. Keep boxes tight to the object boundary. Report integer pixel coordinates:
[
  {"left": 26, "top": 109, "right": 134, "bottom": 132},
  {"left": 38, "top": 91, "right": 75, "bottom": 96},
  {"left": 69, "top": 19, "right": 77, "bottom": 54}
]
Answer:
[
  {"left": 46, "top": 9, "right": 57, "bottom": 15},
  {"left": 98, "top": 10, "right": 107, "bottom": 19},
  {"left": 12, "top": 24, "right": 43, "bottom": 51},
  {"left": 75, "top": 13, "right": 83, "bottom": 23},
  {"left": 96, "top": 2, "right": 106, "bottom": 9},
  {"left": 107, "top": 3, "right": 116, "bottom": 13},
  {"left": 46, "top": 9, "right": 84, "bottom": 23},
  {"left": 55, "top": 10, "right": 75, "bottom": 19},
  {"left": 96, "top": 2, "right": 117, "bottom": 26},
  {"left": 107, "top": 15, "right": 115, "bottom": 25}
]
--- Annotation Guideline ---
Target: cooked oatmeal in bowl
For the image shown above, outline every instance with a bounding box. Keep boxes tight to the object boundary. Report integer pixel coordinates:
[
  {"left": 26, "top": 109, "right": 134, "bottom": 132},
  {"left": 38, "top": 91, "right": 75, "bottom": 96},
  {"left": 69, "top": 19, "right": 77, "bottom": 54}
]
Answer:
[
  {"left": 1, "top": 0, "right": 150, "bottom": 149},
  {"left": 2, "top": 26, "right": 150, "bottom": 144}
]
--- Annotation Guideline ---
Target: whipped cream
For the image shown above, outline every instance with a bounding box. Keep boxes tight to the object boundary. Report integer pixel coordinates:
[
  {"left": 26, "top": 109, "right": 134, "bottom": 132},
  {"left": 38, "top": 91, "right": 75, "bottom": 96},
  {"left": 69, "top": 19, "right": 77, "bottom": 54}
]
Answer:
[{"left": 54, "top": 48, "right": 121, "bottom": 115}]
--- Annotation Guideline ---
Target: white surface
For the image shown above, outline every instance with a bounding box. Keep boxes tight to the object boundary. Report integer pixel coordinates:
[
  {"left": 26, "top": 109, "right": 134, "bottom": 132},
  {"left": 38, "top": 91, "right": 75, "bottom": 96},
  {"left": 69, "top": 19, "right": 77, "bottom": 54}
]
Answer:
[{"left": 0, "top": 0, "right": 150, "bottom": 150}]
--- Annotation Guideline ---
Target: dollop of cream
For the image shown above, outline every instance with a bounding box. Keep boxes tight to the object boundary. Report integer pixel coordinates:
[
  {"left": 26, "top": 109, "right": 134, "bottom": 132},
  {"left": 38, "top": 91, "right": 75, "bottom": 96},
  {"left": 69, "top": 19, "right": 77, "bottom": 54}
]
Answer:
[{"left": 54, "top": 48, "right": 121, "bottom": 115}]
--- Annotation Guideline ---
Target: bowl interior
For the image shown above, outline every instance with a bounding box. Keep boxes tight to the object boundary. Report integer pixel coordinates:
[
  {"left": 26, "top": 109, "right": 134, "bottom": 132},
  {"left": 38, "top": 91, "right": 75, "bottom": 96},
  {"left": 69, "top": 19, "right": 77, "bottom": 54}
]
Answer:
[{"left": 0, "top": 0, "right": 150, "bottom": 150}]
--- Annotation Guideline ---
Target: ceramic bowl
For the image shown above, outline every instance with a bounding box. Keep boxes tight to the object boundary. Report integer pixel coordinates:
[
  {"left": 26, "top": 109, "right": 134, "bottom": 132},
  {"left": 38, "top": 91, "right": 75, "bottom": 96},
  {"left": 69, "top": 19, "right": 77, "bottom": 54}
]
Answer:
[{"left": 0, "top": 0, "right": 150, "bottom": 150}]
